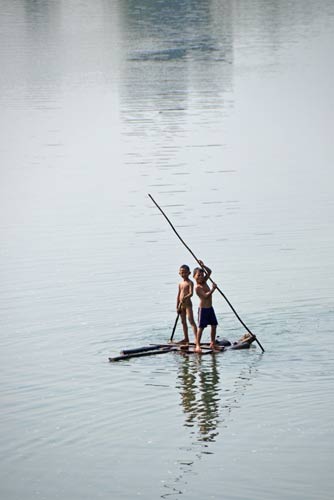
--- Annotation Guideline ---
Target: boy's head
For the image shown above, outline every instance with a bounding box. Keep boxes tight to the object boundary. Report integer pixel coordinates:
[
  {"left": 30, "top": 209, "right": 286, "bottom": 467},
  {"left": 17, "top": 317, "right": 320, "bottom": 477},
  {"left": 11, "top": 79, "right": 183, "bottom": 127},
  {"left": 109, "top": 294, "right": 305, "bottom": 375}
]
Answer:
[
  {"left": 193, "top": 267, "right": 205, "bottom": 283},
  {"left": 179, "top": 264, "right": 190, "bottom": 278}
]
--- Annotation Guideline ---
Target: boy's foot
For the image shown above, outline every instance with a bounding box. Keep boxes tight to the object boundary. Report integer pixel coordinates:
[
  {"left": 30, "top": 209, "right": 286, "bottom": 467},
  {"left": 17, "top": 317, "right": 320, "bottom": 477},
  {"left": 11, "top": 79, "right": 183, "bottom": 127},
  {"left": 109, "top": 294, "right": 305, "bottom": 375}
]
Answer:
[
  {"left": 210, "top": 342, "right": 222, "bottom": 352},
  {"left": 195, "top": 345, "right": 202, "bottom": 354},
  {"left": 176, "top": 339, "right": 189, "bottom": 345}
]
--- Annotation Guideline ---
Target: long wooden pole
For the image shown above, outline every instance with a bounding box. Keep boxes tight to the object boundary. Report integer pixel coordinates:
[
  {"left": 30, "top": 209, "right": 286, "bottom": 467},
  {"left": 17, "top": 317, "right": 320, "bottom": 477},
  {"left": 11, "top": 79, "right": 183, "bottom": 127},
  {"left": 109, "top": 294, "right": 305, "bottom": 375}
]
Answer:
[{"left": 148, "top": 193, "right": 265, "bottom": 353}]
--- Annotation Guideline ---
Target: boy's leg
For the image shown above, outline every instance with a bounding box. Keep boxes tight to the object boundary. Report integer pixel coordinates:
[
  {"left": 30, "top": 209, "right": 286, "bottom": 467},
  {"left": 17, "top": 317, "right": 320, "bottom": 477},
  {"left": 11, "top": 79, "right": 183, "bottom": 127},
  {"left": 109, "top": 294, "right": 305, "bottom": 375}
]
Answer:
[
  {"left": 186, "top": 307, "right": 197, "bottom": 337},
  {"left": 210, "top": 325, "right": 217, "bottom": 348},
  {"left": 180, "top": 309, "right": 189, "bottom": 343},
  {"left": 195, "top": 327, "right": 204, "bottom": 352}
]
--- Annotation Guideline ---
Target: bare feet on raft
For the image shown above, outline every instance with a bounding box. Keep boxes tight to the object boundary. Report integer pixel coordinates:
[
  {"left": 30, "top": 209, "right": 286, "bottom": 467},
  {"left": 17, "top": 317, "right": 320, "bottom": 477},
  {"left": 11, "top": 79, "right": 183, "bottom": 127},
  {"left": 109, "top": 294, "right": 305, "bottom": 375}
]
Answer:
[
  {"left": 195, "top": 345, "right": 202, "bottom": 354},
  {"left": 210, "top": 342, "right": 221, "bottom": 352},
  {"left": 176, "top": 339, "right": 189, "bottom": 345}
]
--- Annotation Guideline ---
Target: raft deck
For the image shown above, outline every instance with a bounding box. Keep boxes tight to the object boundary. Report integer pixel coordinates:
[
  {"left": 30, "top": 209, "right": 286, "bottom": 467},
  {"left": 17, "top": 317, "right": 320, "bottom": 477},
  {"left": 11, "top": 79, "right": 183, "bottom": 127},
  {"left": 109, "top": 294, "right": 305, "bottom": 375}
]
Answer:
[{"left": 108, "top": 335, "right": 256, "bottom": 362}]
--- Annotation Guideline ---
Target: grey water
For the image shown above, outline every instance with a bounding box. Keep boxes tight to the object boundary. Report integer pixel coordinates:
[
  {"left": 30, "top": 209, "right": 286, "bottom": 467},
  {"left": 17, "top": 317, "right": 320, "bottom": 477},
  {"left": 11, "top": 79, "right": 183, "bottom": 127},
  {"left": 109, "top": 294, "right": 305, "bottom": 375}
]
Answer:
[{"left": 1, "top": 0, "right": 334, "bottom": 499}]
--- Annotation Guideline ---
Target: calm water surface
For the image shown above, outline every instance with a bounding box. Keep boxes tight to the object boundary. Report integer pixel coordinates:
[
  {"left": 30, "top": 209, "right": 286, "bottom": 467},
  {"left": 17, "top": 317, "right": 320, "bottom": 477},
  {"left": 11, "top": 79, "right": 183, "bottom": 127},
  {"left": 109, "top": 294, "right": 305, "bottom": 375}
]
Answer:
[{"left": 1, "top": 1, "right": 334, "bottom": 499}]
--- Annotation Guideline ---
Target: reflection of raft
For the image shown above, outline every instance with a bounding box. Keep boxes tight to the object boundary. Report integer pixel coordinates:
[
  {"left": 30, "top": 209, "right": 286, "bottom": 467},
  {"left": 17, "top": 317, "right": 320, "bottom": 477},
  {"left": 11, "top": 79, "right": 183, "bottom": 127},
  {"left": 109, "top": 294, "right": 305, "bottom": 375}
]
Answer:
[{"left": 108, "top": 334, "right": 256, "bottom": 362}]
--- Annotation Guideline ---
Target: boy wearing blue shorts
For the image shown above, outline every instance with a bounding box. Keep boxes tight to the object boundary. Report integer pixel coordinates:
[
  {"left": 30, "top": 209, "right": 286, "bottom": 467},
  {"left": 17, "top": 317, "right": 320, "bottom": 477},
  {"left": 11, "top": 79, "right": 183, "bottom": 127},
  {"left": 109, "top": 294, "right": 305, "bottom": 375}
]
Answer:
[{"left": 193, "top": 260, "right": 218, "bottom": 353}]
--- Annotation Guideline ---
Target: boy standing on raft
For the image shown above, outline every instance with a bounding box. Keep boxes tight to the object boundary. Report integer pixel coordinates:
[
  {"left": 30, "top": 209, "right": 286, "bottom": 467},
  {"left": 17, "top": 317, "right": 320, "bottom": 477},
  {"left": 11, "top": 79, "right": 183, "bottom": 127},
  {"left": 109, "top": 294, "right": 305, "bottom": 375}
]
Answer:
[
  {"left": 193, "top": 261, "right": 218, "bottom": 353},
  {"left": 176, "top": 265, "right": 197, "bottom": 344}
]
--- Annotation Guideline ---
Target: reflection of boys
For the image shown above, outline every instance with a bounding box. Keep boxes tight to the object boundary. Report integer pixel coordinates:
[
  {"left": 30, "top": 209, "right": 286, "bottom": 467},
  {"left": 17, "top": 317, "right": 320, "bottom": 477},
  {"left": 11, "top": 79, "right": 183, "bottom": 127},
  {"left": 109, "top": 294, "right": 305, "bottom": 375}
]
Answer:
[
  {"left": 193, "top": 260, "right": 218, "bottom": 352},
  {"left": 178, "top": 357, "right": 220, "bottom": 443}
]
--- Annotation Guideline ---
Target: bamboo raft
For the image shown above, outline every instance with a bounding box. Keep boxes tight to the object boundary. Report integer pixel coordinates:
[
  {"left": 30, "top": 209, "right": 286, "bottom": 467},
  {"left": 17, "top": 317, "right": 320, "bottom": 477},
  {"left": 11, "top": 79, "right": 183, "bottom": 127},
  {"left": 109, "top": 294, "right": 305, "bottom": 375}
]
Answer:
[{"left": 109, "top": 334, "right": 257, "bottom": 362}]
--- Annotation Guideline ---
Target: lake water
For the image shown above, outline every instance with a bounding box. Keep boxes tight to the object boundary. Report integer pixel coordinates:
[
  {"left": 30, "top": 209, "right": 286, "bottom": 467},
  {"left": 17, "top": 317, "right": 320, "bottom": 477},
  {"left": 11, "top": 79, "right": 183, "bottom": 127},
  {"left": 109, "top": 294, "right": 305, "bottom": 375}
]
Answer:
[{"left": 1, "top": 1, "right": 334, "bottom": 499}]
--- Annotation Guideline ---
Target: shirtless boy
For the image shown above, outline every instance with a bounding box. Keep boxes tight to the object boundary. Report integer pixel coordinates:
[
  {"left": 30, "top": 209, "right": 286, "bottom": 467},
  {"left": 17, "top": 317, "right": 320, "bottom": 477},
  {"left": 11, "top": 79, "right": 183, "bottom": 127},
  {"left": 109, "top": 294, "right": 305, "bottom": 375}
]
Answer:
[
  {"left": 193, "top": 260, "right": 218, "bottom": 353},
  {"left": 176, "top": 265, "right": 197, "bottom": 344}
]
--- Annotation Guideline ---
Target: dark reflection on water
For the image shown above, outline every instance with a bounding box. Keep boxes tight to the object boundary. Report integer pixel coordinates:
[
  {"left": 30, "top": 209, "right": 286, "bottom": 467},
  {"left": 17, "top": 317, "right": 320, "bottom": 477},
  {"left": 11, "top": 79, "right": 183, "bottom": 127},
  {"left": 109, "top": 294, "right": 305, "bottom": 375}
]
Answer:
[
  {"left": 119, "top": 0, "right": 233, "bottom": 125},
  {"left": 122, "top": 0, "right": 232, "bottom": 56},
  {"left": 177, "top": 355, "right": 220, "bottom": 443},
  {"left": 160, "top": 353, "right": 259, "bottom": 498}
]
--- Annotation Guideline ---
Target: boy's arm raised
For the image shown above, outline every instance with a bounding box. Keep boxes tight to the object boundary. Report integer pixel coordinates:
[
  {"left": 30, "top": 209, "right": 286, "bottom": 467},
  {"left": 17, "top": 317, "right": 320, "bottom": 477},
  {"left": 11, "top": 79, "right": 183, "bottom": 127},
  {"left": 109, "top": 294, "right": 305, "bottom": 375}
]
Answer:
[
  {"left": 196, "top": 282, "right": 217, "bottom": 299},
  {"left": 198, "top": 260, "right": 212, "bottom": 281}
]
